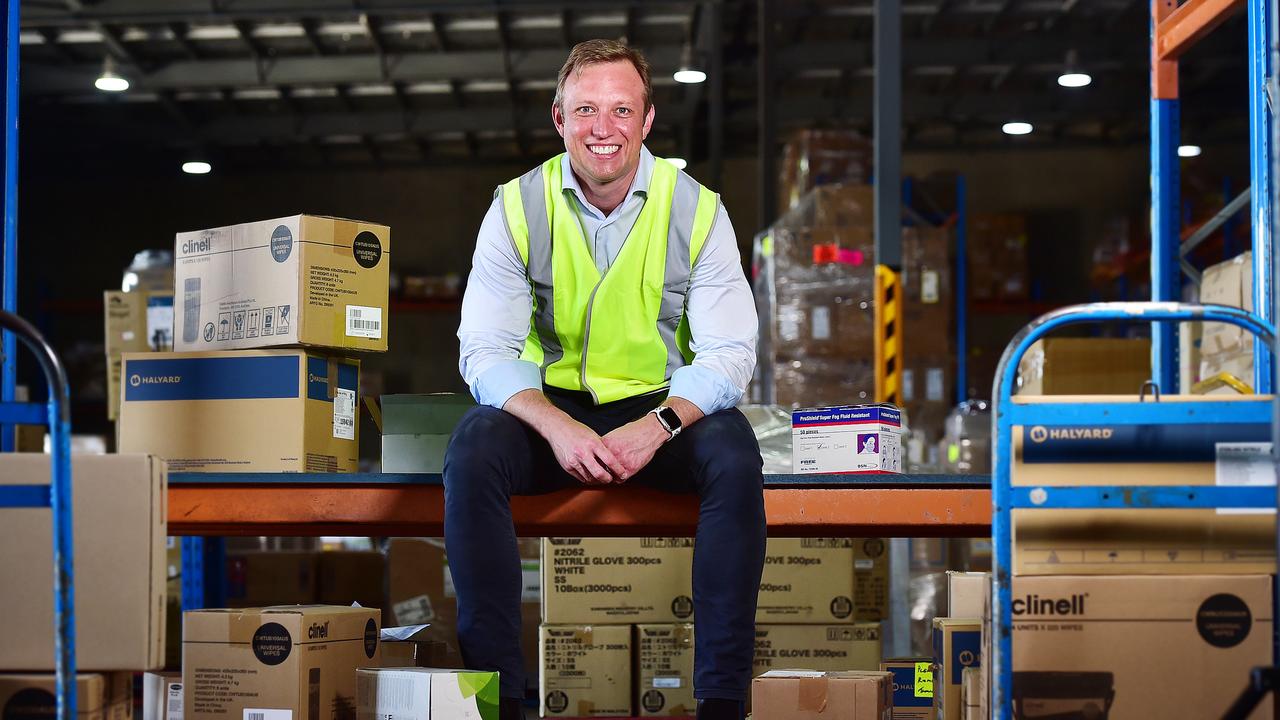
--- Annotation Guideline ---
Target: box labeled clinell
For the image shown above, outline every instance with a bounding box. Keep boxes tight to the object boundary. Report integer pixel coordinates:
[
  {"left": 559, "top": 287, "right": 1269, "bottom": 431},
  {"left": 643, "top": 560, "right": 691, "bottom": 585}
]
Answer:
[
  {"left": 119, "top": 350, "right": 359, "bottom": 472},
  {"left": 175, "top": 215, "right": 390, "bottom": 352},
  {"left": 356, "top": 668, "right": 498, "bottom": 720},
  {"left": 0, "top": 672, "right": 133, "bottom": 720},
  {"left": 541, "top": 538, "right": 693, "bottom": 624},
  {"left": 182, "top": 605, "right": 380, "bottom": 720},
  {"left": 879, "top": 658, "right": 933, "bottom": 720},
  {"left": 753, "top": 624, "right": 882, "bottom": 676},
  {"left": 751, "top": 670, "right": 893, "bottom": 720},
  {"left": 634, "top": 625, "right": 694, "bottom": 717},
  {"left": 539, "top": 625, "right": 631, "bottom": 717},
  {"left": 932, "top": 619, "right": 981, "bottom": 720},
  {"left": 792, "top": 405, "right": 905, "bottom": 473},
  {"left": 758, "top": 538, "right": 856, "bottom": 623}
]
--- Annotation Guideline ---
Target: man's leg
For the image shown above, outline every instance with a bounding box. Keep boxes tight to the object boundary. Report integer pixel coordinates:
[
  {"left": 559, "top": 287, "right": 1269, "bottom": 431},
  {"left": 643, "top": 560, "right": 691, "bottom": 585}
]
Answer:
[
  {"left": 639, "top": 408, "right": 766, "bottom": 711},
  {"left": 443, "top": 405, "right": 572, "bottom": 702}
]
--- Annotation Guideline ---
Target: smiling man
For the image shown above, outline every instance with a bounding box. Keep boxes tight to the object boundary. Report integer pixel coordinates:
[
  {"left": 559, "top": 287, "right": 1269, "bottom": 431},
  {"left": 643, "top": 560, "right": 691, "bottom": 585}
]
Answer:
[{"left": 446, "top": 39, "right": 764, "bottom": 720}]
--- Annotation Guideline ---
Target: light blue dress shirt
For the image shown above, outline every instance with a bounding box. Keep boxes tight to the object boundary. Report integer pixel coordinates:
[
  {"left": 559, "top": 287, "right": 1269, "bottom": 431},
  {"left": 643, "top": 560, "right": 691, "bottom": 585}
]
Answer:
[{"left": 457, "top": 146, "right": 758, "bottom": 416}]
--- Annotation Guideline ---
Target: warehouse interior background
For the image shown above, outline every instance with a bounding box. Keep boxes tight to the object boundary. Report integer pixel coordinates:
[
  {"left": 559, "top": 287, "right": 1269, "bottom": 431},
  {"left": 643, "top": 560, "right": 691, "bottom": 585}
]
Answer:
[{"left": 16, "top": 0, "right": 1255, "bottom": 441}]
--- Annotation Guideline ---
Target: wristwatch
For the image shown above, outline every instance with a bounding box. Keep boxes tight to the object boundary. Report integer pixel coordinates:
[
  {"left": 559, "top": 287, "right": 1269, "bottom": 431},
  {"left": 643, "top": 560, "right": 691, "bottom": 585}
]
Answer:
[{"left": 649, "top": 406, "right": 683, "bottom": 439}]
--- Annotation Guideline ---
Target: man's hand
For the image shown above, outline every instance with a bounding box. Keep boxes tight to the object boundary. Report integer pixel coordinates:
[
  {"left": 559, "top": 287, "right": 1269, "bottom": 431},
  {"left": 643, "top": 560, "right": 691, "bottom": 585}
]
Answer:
[
  {"left": 502, "top": 389, "right": 625, "bottom": 484},
  {"left": 602, "top": 413, "right": 670, "bottom": 480}
]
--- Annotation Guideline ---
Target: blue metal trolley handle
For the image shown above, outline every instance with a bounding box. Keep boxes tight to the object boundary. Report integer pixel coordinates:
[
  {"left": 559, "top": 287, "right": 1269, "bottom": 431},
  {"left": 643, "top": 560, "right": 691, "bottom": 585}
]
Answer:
[{"left": 0, "top": 310, "right": 76, "bottom": 720}]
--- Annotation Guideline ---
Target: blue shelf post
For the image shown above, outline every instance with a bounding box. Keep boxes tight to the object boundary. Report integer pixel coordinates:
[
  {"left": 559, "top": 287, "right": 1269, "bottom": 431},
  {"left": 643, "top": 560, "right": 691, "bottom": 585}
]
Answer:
[
  {"left": 1249, "top": 0, "right": 1275, "bottom": 393},
  {"left": 1150, "top": 101, "right": 1180, "bottom": 392},
  {"left": 1, "top": 0, "right": 18, "bottom": 452}
]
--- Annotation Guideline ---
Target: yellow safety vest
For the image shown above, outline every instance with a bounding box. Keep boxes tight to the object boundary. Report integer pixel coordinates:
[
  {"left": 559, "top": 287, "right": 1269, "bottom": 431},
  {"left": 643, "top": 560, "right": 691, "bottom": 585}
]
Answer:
[{"left": 499, "top": 153, "right": 719, "bottom": 404}]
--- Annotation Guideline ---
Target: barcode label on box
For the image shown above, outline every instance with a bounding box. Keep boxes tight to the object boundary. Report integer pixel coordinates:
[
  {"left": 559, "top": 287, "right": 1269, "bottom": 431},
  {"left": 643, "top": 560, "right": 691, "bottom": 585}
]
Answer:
[
  {"left": 345, "top": 305, "right": 382, "bottom": 339},
  {"left": 244, "top": 709, "right": 291, "bottom": 720},
  {"left": 653, "top": 678, "right": 682, "bottom": 689},
  {"left": 333, "top": 387, "right": 356, "bottom": 440}
]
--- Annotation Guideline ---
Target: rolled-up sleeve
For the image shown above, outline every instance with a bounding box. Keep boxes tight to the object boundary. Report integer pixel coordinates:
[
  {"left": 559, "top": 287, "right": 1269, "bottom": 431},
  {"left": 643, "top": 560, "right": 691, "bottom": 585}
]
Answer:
[
  {"left": 457, "top": 193, "right": 542, "bottom": 408},
  {"left": 667, "top": 205, "right": 759, "bottom": 415}
]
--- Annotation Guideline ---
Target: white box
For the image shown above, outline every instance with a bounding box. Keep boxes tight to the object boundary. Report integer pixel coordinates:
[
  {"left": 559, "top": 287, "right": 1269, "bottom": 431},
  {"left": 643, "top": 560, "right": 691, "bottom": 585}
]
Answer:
[
  {"left": 792, "top": 405, "right": 905, "bottom": 474},
  {"left": 357, "top": 668, "right": 499, "bottom": 720}
]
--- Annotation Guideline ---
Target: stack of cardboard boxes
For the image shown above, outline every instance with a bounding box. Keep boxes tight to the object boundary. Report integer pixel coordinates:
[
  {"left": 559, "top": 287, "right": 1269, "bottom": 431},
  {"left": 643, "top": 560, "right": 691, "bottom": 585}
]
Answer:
[
  {"left": 1196, "top": 251, "right": 1258, "bottom": 390},
  {"left": 117, "top": 214, "right": 390, "bottom": 473},
  {"left": 966, "top": 215, "right": 1029, "bottom": 303}
]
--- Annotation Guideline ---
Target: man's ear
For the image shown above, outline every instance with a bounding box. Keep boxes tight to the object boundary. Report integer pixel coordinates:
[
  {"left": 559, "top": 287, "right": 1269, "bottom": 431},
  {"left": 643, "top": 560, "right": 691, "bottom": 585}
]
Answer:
[
  {"left": 552, "top": 103, "right": 566, "bottom": 138},
  {"left": 641, "top": 104, "right": 655, "bottom": 141}
]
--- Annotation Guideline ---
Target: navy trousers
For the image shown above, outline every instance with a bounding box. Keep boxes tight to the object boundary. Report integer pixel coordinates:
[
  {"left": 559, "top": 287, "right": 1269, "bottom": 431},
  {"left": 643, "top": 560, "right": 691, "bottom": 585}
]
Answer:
[{"left": 442, "top": 388, "right": 767, "bottom": 701}]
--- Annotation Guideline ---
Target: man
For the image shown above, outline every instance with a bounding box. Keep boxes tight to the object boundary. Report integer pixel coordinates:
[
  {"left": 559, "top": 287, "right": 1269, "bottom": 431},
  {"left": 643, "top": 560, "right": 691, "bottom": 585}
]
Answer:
[{"left": 446, "top": 39, "right": 765, "bottom": 720}]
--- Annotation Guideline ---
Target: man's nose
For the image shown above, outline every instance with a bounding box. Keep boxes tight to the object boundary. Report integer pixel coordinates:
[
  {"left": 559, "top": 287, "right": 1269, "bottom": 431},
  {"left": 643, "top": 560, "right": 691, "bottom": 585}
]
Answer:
[{"left": 591, "top": 113, "right": 614, "bottom": 137}]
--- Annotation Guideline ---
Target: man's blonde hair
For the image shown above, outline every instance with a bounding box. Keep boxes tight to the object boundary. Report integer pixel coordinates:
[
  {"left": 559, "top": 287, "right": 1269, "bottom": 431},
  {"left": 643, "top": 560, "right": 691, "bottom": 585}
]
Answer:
[{"left": 554, "top": 38, "right": 653, "bottom": 112}]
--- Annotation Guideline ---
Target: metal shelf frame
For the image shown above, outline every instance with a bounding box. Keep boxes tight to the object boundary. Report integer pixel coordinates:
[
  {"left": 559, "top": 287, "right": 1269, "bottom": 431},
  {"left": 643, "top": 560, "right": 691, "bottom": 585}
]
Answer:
[
  {"left": 989, "top": 301, "right": 1279, "bottom": 720},
  {"left": 1151, "top": 0, "right": 1274, "bottom": 394}
]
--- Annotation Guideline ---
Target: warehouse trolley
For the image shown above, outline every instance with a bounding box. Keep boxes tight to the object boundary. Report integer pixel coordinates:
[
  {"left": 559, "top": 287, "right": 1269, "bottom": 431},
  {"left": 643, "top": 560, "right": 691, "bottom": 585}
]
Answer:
[
  {"left": 0, "top": 310, "right": 77, "bottom": 720},
  {"left": 990, "top": 301, "right": 1278, "bottom": 720}
]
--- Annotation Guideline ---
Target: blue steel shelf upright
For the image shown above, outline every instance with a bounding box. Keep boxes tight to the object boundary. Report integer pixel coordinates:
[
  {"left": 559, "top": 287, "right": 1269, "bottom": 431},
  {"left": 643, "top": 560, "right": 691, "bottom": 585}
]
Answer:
[{"left": 0, "top": 2, "right": 80, "bottom": 719}]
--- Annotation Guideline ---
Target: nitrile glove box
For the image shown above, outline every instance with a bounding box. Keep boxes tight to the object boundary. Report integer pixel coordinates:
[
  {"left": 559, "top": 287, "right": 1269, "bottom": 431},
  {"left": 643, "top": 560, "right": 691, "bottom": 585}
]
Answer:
[{"left": 792, "top": 404, "right": 906, "bottom": 474}]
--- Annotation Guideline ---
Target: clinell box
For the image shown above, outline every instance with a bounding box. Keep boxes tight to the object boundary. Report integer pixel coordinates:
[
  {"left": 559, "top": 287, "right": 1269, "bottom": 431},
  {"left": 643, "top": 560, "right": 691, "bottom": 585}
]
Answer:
[
  {"left": 758, "top": 538, "right": 856, "bottom": 623},
  {"left": 634, "top": 625, "right": 694, "bottom": 717},
  {"left": 356, "top": 668, "right": 498, "bottom": 720},
  {"left": 119, "top": 350, "right": 359, "bottom": 472},
  {"left": 175, "top": 215, "right": 390, "bottom": 352},
  {"left": 792, "top": 405, "right": 904, "bottom": 473},
  {"left": 879, "top": 659, "right": 933, "bottom": 720},
  {"left": 539, "top": 624, "right": 632, "bottom": 717},
  {"left": 541, "top": 538, "right": 694, "bottom": 624},
  {"left": 182, "top": 605, "right": 381, "bottom": 720}
]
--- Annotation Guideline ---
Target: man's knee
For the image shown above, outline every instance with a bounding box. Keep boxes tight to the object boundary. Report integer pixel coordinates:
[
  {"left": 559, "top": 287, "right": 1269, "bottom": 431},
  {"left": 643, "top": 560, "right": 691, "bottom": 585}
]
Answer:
[
  {"left": 443, "top": 406, "right": 527, "bottom": 495},
  {"left": 686, "top": 410, "right": 764, "bottom": 496}
]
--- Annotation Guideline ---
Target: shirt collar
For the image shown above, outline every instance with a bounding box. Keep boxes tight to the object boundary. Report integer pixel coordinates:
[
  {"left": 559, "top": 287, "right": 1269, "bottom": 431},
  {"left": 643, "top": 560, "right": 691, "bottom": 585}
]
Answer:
[{"left": 561, "top": 145, "right": 655, "bottom": 210}]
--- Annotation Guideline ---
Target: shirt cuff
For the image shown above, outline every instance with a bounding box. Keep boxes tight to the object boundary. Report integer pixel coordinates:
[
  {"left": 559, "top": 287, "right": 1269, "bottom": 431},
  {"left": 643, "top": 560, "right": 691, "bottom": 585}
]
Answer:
[
  {"left": 471, "top": 359, "right": 543, "bottom": 409},
  {"left": 668, "top": 365, "right": 743, "bottom": 417}
]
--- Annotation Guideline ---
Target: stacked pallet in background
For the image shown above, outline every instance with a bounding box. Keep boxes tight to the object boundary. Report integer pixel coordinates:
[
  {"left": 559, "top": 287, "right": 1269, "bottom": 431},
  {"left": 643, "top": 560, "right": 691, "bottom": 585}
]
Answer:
[{"left": 1195, "top": 251, "right": 1257, "bottom": 390}]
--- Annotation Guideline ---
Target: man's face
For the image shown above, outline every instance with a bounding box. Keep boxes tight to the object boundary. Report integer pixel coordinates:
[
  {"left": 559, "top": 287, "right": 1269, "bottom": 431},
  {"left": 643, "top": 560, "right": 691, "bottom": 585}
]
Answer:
[{"left": 553, "top": 60, "right": 655, "bottom": 187}]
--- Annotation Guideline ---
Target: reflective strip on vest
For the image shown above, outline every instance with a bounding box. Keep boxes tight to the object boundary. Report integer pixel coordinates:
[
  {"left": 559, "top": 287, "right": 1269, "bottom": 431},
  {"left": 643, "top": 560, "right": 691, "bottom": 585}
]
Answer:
[{"left": 499, "top": 153, "right": 718, "bottom": 403}]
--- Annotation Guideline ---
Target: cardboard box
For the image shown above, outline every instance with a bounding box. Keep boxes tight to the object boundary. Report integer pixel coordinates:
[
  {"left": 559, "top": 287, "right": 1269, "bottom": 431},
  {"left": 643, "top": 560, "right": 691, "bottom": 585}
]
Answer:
[
  {"left": 879, "top": 659, "right": 933, "bottom": 720},
  {"left": 1012, "top": 394, "right": 1275, "bottom": 574},
  {"left": 773, "top": 358, "right": 876, "bottom": 411},
  {"left": 175, "top": 214, "right": 390, "bottom": 352},
  {"left": 792, "top": 405, "right": 905, "bottom": 474},
  {"left": 0, "top": 673, "right": 133, "bottom": 720},
  {"left": 226, "top": 551, "right": 319, "bottom": 607},
  {"left": 759, "top": 539, "right": 856, "bottom": 623},
  {"left": 0, "top": 454, "right": 166, "bottom": 670},
  {"left": 1200, "top": 251, "right": 1255, "bottom": 357},
  {"left": 105, "top": 290, "right": 174, "bottom": 420},
  {"left": 751, "top": 670, "right": 892, "bottom": 720},
  {"left": 1005, "top": 574, "right": 1272, "bottom": 720},
  {"left": 541, "top": 538, "right": 694, "bottom": 625},
  {"left": 143, "top": 672, "right": 183, "bottom": 720},
  {"left": 753, "top": 624, "right": 883, "bottom": 676},
  {"left": 182, "top": 605, "right": 381, "bottom": 720},
  {"left": 539, "top": 624, "right": 631, "bottom": 717},
  {"left": 946, "top": 572, "right": 987, "bottom": 620},
  {"left": 960, "top": 667, "right": 981, "bottom": 720},
  {"left": 853, "top": 539, "right": 889, "bottom": 622},
  {"left": 1016, "top": 338, "right": 1151, "bottom": 396},
  {"left": 931, "top": 619, "right": 980, "bottom": 720},
  {"left": 119, "top": 350, "right": 360, "bottom": 472},
  {"left": 634, "top": 625, "right": 694, "bottom": 717},
  {"left": 380, "top": 394, "right": 475, "bottom": 473},
  {"left": 356, "top": 667, "right": 498, "bottom": 720},
  {"left": 318, "top": 550, "right": 387, "bottom": 611}
]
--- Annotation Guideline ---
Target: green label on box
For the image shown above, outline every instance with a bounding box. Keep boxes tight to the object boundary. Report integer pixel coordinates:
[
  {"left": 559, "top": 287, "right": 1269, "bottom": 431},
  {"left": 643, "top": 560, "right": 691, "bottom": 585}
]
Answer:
[{"left": 914, "top": 662, "right": 933, "bottom": 698}]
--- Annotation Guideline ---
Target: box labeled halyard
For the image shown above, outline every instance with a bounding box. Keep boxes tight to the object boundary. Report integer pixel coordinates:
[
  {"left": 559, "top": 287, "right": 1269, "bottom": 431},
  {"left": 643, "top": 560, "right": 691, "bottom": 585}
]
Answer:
[
  {"left": 356, "top": 668, "right": 498, "bottom": 720},
  {"left": 879, "top": 658, "right": 933, "bottom": 720},
  {"left": 182, "top": 605, "right": 380, "bottom": 720},
  {"left": 541, "top": 538, "right": 694, "bottom": 624},
  {"left": 175, "top": 215, "right": 390, "bottom": 352},
  {"left": 752, "top": 624, "right": 883, "bottom": 676},
  {"left": 792, "top": 405, "right": 905, "bottom": 473},
  {"left": 119, "top": 350, "right": 359, "bottom": 472},
  {"left": 539, "top": 625, "right": 631, "bottom": 717},
  {"left": 757, "top": 538, "right": 856, "bottom": 623},
  {"left": 634, "top": 625, "right": 694, "bottom": 717}
]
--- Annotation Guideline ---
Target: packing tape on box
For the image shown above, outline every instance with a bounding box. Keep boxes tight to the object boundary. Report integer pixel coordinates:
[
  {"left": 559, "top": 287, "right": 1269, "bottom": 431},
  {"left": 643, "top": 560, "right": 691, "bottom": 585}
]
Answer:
[{"left": 798, "top": 677, "right": 829, "bottom": 713}]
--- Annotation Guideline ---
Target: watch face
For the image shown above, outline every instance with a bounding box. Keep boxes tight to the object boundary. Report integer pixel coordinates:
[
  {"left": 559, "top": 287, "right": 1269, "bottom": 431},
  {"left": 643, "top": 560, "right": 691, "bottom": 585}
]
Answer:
[{"left": 658, "top": 406, "right": 682, "bottom": 431}]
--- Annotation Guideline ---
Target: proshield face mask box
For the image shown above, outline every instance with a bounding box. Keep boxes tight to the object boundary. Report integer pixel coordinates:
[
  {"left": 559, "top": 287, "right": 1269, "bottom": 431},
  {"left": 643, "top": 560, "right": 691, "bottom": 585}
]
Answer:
[{"left": 792, "top": 404, "right": 905, "bottom": 473}]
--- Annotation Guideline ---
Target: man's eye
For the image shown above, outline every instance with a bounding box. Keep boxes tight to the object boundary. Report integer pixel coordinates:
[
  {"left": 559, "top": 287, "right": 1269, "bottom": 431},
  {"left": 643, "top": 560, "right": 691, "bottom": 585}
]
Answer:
[
  {"left": 616, "top": 108, "right": 632, "bottom": 116},
  {"left": 577, "top": 106, "right": 595, "bottom": 114}
]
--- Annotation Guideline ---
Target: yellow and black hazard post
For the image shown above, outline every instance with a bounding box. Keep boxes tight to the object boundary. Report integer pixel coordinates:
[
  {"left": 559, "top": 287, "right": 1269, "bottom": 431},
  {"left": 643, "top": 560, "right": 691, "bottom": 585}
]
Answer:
[{"left": 874, "top": 264, "right": 902, "bottom": 406}]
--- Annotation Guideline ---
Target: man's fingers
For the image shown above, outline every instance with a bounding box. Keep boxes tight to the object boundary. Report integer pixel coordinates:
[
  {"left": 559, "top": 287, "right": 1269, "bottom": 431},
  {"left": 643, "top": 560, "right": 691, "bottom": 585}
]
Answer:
[
  {"left": 592, "top": 443, "right": 628, "bottom": 481},
  {"left": 579, "top": 455, "right": 614, "bottom": 484}
]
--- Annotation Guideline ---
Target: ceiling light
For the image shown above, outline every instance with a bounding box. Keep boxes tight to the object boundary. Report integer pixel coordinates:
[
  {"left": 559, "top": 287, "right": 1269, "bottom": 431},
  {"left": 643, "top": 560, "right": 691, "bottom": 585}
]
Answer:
[
  {"left": 182, "top": 161, "right": 212, "bottom": 175},
  {"left": 673, "top": 44, "right": 705, "bottom": 84},
  {"left": 667, "top": 157, "right": 688, "bottom": 170},
  {"left": 94, "top": 56, "right": 129, "bottom": 92},
  {"left": 1057, "top": 72, "right": 1092, "bottom": 88},
  {"left": 1178, "top": 144, "right": 1202, "bottom": 158},
  {"left": 1002, "top": 122, "right": 1033, "bottom": 136}
]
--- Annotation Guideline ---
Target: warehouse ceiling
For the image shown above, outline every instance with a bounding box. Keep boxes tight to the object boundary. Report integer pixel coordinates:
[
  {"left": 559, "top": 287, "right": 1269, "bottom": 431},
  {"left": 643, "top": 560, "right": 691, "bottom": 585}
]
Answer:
[{"left": 20, "top": 0, "right": 1251, "bottom": 172}]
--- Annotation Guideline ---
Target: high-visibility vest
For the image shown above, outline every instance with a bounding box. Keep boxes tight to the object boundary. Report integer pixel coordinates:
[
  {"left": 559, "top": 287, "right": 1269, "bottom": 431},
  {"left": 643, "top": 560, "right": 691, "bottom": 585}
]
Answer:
[{"left": 499, "top": 153, "right": 719, "bottom": 404}]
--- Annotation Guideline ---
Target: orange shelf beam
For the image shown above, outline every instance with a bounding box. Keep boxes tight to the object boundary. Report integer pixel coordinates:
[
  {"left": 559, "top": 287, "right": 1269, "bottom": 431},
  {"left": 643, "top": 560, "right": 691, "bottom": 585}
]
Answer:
[
  {"left": 1156, "top": 0, "right": 1245, "bottom": 61},
  {"left": 168, "top": 484, "right": 991, "bottom": 538}
]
